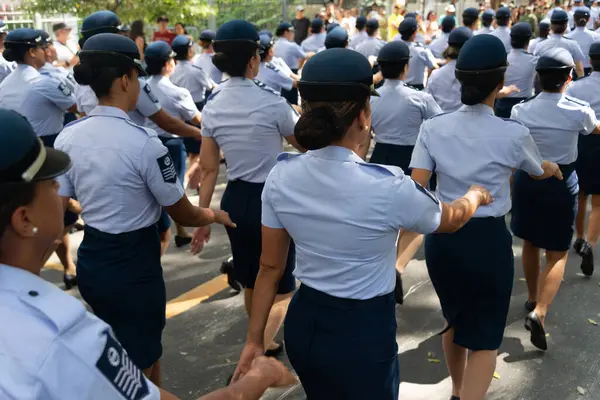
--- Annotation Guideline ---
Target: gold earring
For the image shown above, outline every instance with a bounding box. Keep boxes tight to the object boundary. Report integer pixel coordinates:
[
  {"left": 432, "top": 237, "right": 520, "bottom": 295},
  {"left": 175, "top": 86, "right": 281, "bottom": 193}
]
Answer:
[{"left": 32, "top": 227, "right": 38, "bottom": 234}]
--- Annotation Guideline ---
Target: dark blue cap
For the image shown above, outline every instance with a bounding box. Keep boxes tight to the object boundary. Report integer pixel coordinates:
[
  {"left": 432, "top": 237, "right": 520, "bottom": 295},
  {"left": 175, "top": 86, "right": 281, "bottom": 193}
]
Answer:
[
  {"left": 5, "top": 28, "right": 44, "bottom": 47},
  {"left": 311, "top": 18, "right": 324, "bottom": 33},
  {"left": 366, "top": 18, "right": 379, "bottom": 30},
  {"left": 574, "top": 6, "right": 591, "bottom": 17},
  {"left": 81, "top": 10, "right": 121, "bottom": 36},
  {"left": 482, "top": 9, "right": 495, "bottom": 21},
  {"left": 214, "top": 19, "right": 260, "bottom": 53},
  {"left": 463, "top": 7, "right": 479, "bottom": 18},
  {"left": 326, "top": 22, "right": 340, "bottom": 33},
  {"left": 258, "top": 29, "right": 273, "bottom": 38},
  {"left": 539, "top": 19, "right": 551, "bottom": 30},
  {"left": 551, "top": 9, "right": 569, "bottom": 22},
  {"left": 536, "top": 47, "right": 574, "bottom": 69},
  {"left": 377, "top": 41, "right": 410, "bottom": 62},
  {"left": 590, "top": 41, "right": 600, "bottom": 58},
  {"left": 37, "top": 30, "right": 51, "bottom": 44},
  {"left": 324, "top": 26, "right": 348, "bottom": 49},
  {"left": 0, "top": 109, "right": 71, "bottom": 183},
  {"left": 448, "top": 26, "right": 473, "bottom": 47},
  {"left": 399, "top": 17, "right": 418, "bottom": 34},
  {"left": 456, "top": 34, "right": 508, "bottom": 72},
  {"left": 276, "top": 21, "right": 294, "bottom": 36},
  {"left": 441, "top": 16, "right": 456, "bottom": 32},
  {"left": 495, "top": 7, "right": 511, "bottom": 18},
  {"left": 259, "top": 33, "right": 274, "bottom": 51},
  {"left": 144, "top": 40, "right": 176, "bottom": 60},
  {"left": 511, "top": 21, "right": 533, "bottom": 37},
  {"left": 80, "top": 33, "right": 146, "bottom": 76},
  {"left": 172, "top": 34, "right": 192, "bottom": 49},
  {"left": 356, "top": 16, "right": 367, "bottom": 30},
  {"left": 298, "top": 48, "right": 378, "bottom": 101},
  {"left": 405, "top": 12, "right": 417, "bottom": 19},
  {"left": 199, "top": 29, "right": 216, "bottom": 41}
]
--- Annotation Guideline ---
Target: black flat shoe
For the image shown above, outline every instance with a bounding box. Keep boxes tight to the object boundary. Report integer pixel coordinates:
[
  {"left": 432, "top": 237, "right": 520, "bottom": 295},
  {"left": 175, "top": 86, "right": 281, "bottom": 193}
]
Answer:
[
  {"left": 220, "top": 257, "right": 242, "bottom": 292},
  {"left": 525, "top": 311, "right": 547, "bottom": 351},
  {"left": 580, "top": 242, "right": 594, "bottom": 277},
  {"left": 395, "top": 270, "right": 404, "bottom": 305},
  {"left": 525, "top": 300, "right": 537, "bottom": 313},
  {"left": 450, "top": 396, "right": 460, "bottom": 400},
  {"left": 574, "top": 238, "right": 586, "bottom": 255},
  {"left": 264, "top": 340, "right": 285, "bottom": 358},
  {"left": 175, "top": 235, "right": 192, "bottom": 248},
  {"left": 63, "top": 274, "right": 78, "bottom": 290}
]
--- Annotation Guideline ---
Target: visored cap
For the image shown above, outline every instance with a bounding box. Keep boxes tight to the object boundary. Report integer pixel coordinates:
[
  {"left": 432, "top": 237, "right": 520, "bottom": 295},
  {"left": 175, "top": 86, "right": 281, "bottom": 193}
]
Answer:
[
  {"left": 324, "top": 26, "right": 348, "bottom": 49},
  {"left": 144, "top": 40, "right": 176, "bottom": 59},
  {"left": 79, "top": 33, "right": 147, "bottom": 76},
  {"left": 377, "top": 40, "right": 410, "bottom": 62},
  {"left": 536, "top": 47, "right": 574, "bottom": 69},
  {"left": 81, "top": 10, "right": 121, "bottom": 36},
  {"left": 448, "top": 26, "right": 473, "bottom": 47}
]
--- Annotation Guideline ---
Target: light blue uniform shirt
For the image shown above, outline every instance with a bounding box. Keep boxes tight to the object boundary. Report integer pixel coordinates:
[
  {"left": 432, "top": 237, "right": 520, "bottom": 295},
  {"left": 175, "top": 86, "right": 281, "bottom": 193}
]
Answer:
[
  {"left": 474, "top": 26, "right": 494, "bottom": 35},
  {"left": 39, "top": 62, "right": 78, "bottom": 93},
  {"left": 566, "top": 71, "right": 600, "bottom": 116},
  {"left": 532, "top": 34, "right": 586, "bottom": 64},
  {"left": 56, "top": 106, "right": 184, "bottom": 234},
  {"left": 170, "top": 60, "right": 215, "bottom": 104},
  {"left": 565, "top": 27, "right": 600, "bottom": 68},
  {"left": 75, "top": 79, "right": 162, "bottom": 126},
  {"left": 193, "top": 52, "right": 222, "bottom": 84},
  {"left": 355, "top": 36, "right": 386, "bottom": 58},
  {"left": 201, "top": 77, "right": 299, "bottom": 183},
  {"left": 348, "top": 30, "right": 368, "bottom": 49},
  {"left": 19, "top": 75, "right": 76, "bottom": 137},
  {"left": 274, "top": 38, "right": 306, "bottom": 70},
  {"left": 371, "top": 80, "right": 442, "bottom": 145},
  {"left": 301, "top": 32, "right": 327, "bottom": 53},
  {"left": 397, "top": 39, "right": 437, "bottom": 86},
  {"left": 511, "top": 92, "right": 598, "bottom": 163},
  {"left": 527, "top": 37, "right": 547, "bottom": 58},
  {"left": 490, "top": 26, "right": 512, "bottom": 53},
  {"left": 425, "top": 60, "right": 462, "bottom": 112},
  {"left": 504, "top": 49, "right": 538, "bottom": 98},
  {"left": 0, "top": 54, "right": 15, "bottom": 84},
  {"left": 411, "top": 104, "right": 545, "bottom": 217},
  {"left": 256, "top": 61, "right": 294, "bottom": 93},
  {"left": 0, "top": 64, "right": 40, "bottom": 111},
  {"left": 590, "top": 7, "right": 600, "bottom": 29},
  {"left": 145, "top": 75, "right": 199, "bottom": 138},
  {"left": 262, "top": 146, "right": 443, "bottom": 299},
  {"left": 271, "top": 56, "right": 293, "bottom": 76},
  {"left": 428, "top": 32, "right": 449, "bottom": 58},
  {"left": 0, "top": 264, "right": 161, "bottom": 400}
]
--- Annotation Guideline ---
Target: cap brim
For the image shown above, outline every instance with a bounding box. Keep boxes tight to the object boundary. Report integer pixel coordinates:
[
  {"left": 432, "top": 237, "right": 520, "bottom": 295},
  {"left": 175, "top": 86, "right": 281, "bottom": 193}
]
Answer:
[
  {"left": 370, "top": 87, "right": 380, "bottom": 97},
  {"left": 35, "top": 147, "right": 71, "bottom": 181},
  {"left": 134, "top": 59, "right": 148, "bottom": 77}
]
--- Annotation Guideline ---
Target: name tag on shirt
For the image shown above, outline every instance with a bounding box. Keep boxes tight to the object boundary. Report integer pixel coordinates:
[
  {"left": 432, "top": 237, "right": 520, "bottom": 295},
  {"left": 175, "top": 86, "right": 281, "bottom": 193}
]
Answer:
[
  {"left": 143, "top": 84, "right": 159, "bottom": 104},
  {"left": 157, "top": 153, "right": 177, "bottom": 183}
]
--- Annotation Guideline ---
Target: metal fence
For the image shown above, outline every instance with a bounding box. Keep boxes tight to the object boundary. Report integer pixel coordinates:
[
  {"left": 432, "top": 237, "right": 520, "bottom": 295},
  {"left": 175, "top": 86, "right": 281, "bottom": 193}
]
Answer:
[{"left": 0, "top": 4, "right": 79, "bottom": 37}]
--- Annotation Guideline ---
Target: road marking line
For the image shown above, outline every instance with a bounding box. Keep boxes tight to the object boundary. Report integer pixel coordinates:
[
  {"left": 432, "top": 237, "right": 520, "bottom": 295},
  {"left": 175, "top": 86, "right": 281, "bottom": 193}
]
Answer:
[{"left": 166, "top": 275, "right": 229, "bottom": 319}]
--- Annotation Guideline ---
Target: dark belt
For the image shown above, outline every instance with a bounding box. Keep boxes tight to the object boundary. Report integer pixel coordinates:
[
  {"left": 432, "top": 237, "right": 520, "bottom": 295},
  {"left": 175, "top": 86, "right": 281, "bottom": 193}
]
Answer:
[
  {"left": 297, "top": 284, "right": 394, "bottom": 311},
  {"left": 558, "top": 162, "right": 576, "bottom": 177},
  {"left": 84, "top": 224, "right": 158, "bottom": 243}
]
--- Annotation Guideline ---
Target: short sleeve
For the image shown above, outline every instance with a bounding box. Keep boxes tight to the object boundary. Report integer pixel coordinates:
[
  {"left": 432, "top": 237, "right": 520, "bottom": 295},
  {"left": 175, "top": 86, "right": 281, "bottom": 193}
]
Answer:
[
  {"left": 139, "top": 136, "right": 185, "bottom": 206},
  {"left": 57, "top": 173, "right": 75, "bottom": 197},
  {"left": 137, "top": 80, "right": 162, "bottom": 117},
  {"left": 409, "top": 124, "right": 435, "bottom": 171},
  {"left": 293, "top": 44, "right": 307, "bottom": 59},
  {"left": 35, "top": 78, "right": 76, "bottom": 111},
  {"left": 422, "top": 48, "right": 436, "bottom": 68},
  {"left": 261, "top": 169, "right": 284, "bottom": 229},
  {"left": 422, "top": 93, "right": 443, "bottom": 119},
  {"left": 194, "top": 67, "right": 214, "bottom": 89},
  {"left": 571, "top": 41, "right": 586, "bottom": 64},
  {"left": 201, "top": 119, "right": 214, "bottom": 138},
  {"left": 75, "top": 85, "right": 97, "bottom": 114},
  {"left": 580, "top": 105, "right": 598, "bottom": 135},
  {"left": 276, "top": 100, "right": 300, "bottom": 138},
  {"left": 516, "top": 131, "right": 544, "bottom": 176},
  {"left": 273, "top": 69, "right": 294, "bottom": 91},
  {"left": 389, "top": 177, "right": 442, "bottom": 233},
  {"left": 175, "top": 89, "right": 200, "bottom": 122}
]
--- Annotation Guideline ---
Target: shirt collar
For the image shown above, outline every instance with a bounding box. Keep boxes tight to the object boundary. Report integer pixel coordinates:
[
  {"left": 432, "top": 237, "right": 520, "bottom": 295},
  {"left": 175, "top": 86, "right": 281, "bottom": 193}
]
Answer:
[
  {"left": 575, "top": 27, "right": 587, "bottom": 31},
  {"left": 224, "top": 77, "right": 255, "bottom": 87},
  {"left": 550, "top": 33, "right": 564, "bottom": 39},
  {"left": 0, "top": 263, "right": 48, "bottom": 293},
  {"left": 382, "top": 79, "right": 405, "bottom": 88},
  {"left": 537, "top": 92, "right": 563, "bottom": 100},
  {"left": 16, "top": 63, "right": 39, "bottom": 76},
  {"left": 309, "top": 145, "right": 365, "bottom": 163},
  {"left": 458, "top": 103, "right": 495, "bottom": 115},
  {"left": 89, "top": 106, "right": 131, "bottom": 120}
]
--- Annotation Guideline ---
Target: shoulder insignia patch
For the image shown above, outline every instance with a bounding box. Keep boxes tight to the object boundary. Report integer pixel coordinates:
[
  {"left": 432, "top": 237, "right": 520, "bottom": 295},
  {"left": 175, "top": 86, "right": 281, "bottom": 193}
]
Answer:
[
  {"left": 277, "top": 152, "right": 302, "bottom": 162},
  {"left": 205, "top": 90, "right": 221, "bottom": 104},
  {"left": 253, "top": 79, "right": 280, "bottom": 96},
  {"left": 96, "top": 330, "right": 150, "bottom": 400},
  {"left": 58, "top": 82, "right": 71, "bottom": 96},
  {"left": 157, "top": 153, "right": 178, "bottom": 183},
  {"left": 143, "top": 84, "right": 159, "bottom": 104},
  {"left": 413, "top": 180, "right": 439, "bottom": 204},
  {"left": 565, "top": 94, "right": 590, "bottom": 107},
  {"left": 359, "top": 162, "right": 403, "bottom": 177},
  {"left": 265, "top": 62, "right": 279, "bottom": 72},
  {"left": 191, "top": 65, "right": 206, "bottom": 73},
  {"left": 519, "top": 93, "right": 539, "bottom": 104},
  {"left": 66, "top": 73, "right": 75, "bottom": 82}
]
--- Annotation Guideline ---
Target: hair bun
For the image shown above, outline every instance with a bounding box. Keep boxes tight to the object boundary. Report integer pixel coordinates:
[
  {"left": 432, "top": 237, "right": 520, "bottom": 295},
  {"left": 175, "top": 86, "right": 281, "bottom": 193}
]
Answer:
[
  {"left": 212, "top": 52, "right": 232, "bottom": 73},
  {"left": 294, "top": 106, "right": 344, "bottom": 150},
  {"left": 73, "top": 63, "right": 95, "bottom": 86},
  {"left": 3, "top": 48, "right": 15, "bottom": 62}
]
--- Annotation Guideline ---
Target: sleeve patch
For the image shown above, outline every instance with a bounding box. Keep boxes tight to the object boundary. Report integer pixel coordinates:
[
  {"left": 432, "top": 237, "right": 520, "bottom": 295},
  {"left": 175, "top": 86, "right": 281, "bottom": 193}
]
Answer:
[
  {"left": 157, "top": 153, "right": 178, "bottom": 183},
  {"left": 96, "top": 330, "right": 150, "bottom": 400},
  {"left": 143, "top": 84, "right": 159, "bottom": 104},
  {"left": 58, "top": 82, "right": 71, "bottom": 96},
  {"left": 413, "top": 180, "right": 439, "bottom": 204},
  {"left": 265, "top": 62, "right": 279, "bottom": 72}
]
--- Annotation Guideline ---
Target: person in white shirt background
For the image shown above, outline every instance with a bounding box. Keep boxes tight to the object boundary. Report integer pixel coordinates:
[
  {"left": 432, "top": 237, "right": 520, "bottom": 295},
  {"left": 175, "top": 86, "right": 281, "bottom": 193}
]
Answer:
[{"left": 52, "top": 22, "right": 79, "bottom": 70}]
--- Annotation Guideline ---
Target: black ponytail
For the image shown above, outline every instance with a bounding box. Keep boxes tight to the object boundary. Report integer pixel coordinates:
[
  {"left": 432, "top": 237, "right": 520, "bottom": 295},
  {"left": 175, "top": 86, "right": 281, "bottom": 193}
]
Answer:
[
  {"left": 212, "top": 49, "right": 255, "bottom": 77},
  {"left": 458, "top": 70, "right": 505, "bottom": 106},
  {"left": 74, "top": 54, "right": 136, "bottom": 97}
]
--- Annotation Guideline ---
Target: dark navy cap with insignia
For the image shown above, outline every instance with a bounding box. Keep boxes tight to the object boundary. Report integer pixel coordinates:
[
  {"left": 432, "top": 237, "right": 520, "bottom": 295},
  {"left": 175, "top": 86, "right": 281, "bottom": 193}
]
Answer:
[
  {"left": 259, "top": 33, "right": 274, "bottom": 53},
  {"left": 0, "top": 109, "right": 71, "bottom": 183},
  {"left": 366, "top": 18, "right": 379, "bottom": 30},
  {"left": 482, "top": 9, "right": 495, "bottom": 21},
  {"left": 172, "top": 34, "right": 192, "bottom": 49},
  {"left": 214, "top": 19, "right": 260, "bottom": 53},
  {"left": 551, "top": 9, "right": 569, "bottom": 22},
  {"left": 37, "top": 30, "right": 52, "bottom": 45},
  {"left": 399, "top": 17, "right": 418, "bottom": 34},
  {"left": 326, "top": 22, "right": 340, "bottom": 33},
  {"left": 495, "top": 7, "right": 511, "bottom": 18},
  {"left": 199, "top": 29, "right": 216, "bottom": 41},
  {"left": 456, "top": 34, "right": 508, "bottom": 73},
  {"left": 81, "top": 10, "right": 121, "bottom": 37},
  {"left": 405, "top": 12, "right": 418, "bottom": 19},
  {"left": 4, "top": 28, "right": 44, "bottom": 47},
  {"left": 298, "top": 48, "right": 378, "bottom": 102},
  {"left": 539, "top": 20, "right": 551, "bottom": 30},
  {"left": 311, "top": 18, "right": 324, "bottom": 33},
  {"left": 377, "top": 41, "right": 410, "bottom": 63},
  {"left": 463, "top": 7, "right": 479, "bottom": 18},
  {"left": 574, "top": 6, "right": 591, "bottom": 18},
  {"left": 144, "top": 40, "right": 176, "bottom": 60},
  {"left": 324, "top": 26, "right": 348, "bottom": 49},
  {"left": 80, "top": 33, "right": 147, "bottom": 76},
  {"left": 441, "top": 16, "right": 456, "bottom": 32},
  {"left": 258, "top": 29, "right": 273, "bottom": 38},
  {"left": 536, "top": 47, "right": 574, "bottom": 70},
  {"left": 356, "top": 16, "right": 367, "bottom": 30},
  {"left": 448, "top": 26, "right": 473, "bottom": 47},
  {"left": 276, "top": 21, "right": 294, "bottom": 36},
  {"left": 511, "top": 22, "right": 533, "bottom": 37},
  {"left": 589, "top": 41, "right": 600, "bottom": 59}
]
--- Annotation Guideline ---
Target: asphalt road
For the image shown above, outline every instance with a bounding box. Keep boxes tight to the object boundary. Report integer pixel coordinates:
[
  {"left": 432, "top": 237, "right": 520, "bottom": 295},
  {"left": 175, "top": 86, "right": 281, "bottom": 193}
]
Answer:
[{"left": 43, "top": 163, "right": 600, "bottom": 400}]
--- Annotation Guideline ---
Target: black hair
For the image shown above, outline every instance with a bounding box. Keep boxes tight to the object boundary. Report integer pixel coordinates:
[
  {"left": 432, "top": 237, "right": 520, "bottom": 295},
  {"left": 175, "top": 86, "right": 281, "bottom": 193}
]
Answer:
[
  {"left": 129, "top": 20, "right": 145, "bottom": 41},
  {"left": 442, "top": 45, "right": 461, "bottom": 60},
  {"left": 482, "top": 18, "right": 492, "bottom": 27},
  {"left": 3, "top": 44, "right": 37, "bottom": 63},
  {"left": 592, "top": 59, "right": 600, "bottom": 72},
  {"left": 510, "top": 36, "right": 530, "bottom": 49},
  {"left": 73, "top": 54, "right": 137, "bottom": 98},
  {"left": 539, "top": 27, "right": 550, "bottom": 39},
  {"left": 174, "top": 48, "right": 189, "bottom": 61},
  {"left": 366, "top": 25, "right": 378, "bottom": 36},
  {"left": 356, "top": 19, "right": 366, "bottom": 31},
  {"left": 176, "top": 22, "right": 188, "bottom": 34},
  {"left": 538, "top": 68, "right": 571, "bottom": 92},
  {"left": 496, "top": 17, "right": 509, "bottom": 26},
  {"left": 551, "top": 22, "right": 567, "bottom": 34},
  {"left": 260, "top": 45, "right": 272, "bottom": 61},
  {"left": 200, "top": 39, "right": 212, "bottom": 49},
  {"left": 294, "top": 101, "right": 367, "bottom": 150},
  {"left": 576, "top": 15, "right": 589, "bottom": 27},
  {"left": 145, "top": 57, "right": 168, "bottom": 75},
  {"left": 212, "top": 47, "right": 257, "bottom": 77},
  {"left": 379, "top": 61, "right": 408, "bottom": 79},
  {"left": 0, "top": 182, "right": 36, "bottom": 249},
  {"left": 463, "top": 16, "right": 478, "bottom": 27},
  {"left": 458, "top": 70, "right": 505, "bottom": 105},
  {"left": 400, "top": 31, "right": 414, "bottom": 41}
]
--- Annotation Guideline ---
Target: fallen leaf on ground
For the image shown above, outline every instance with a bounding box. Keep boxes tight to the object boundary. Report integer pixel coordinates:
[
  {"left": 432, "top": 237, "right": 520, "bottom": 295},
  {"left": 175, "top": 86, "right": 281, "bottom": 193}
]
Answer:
[
  {"left": 427, "top": 358, "right": 441, "bottom": 363},
  {"left": 546, "top": 333, "right": 550, "bottom": 337},
  {"left": 588, "top": 318, "right": 598, "bottom": 326},
  {"left": 577, "top": 386, "right": 586, "bottom": 395},
  {"left": 493, "top": 372, "right": 500, "bottom": 380},
  {"left": 519, "top": 278, "right": 526, "bottom": 281}
]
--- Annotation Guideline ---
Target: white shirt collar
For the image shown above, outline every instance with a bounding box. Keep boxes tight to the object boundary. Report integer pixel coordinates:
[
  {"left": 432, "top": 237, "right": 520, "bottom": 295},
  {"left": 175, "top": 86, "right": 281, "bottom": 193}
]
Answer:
[
  {"left": 89, "top": 106, "right": 131, "bottom": 120},
  {"left": 458, "top": 103, "right": 495, "bottom": 115},
  {"left": 308, "top": 145, "right": 365, "bottom": 163}
]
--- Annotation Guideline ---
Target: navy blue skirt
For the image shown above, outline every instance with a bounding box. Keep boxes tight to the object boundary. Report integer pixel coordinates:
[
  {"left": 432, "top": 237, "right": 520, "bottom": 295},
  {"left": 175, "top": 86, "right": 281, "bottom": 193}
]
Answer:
[
  {"left": 77, "top": 224, "right": 166, "bottom": 369},
  {"left": 494, "top": 97, "right": 527, "bottom": 118},
  {"left": 285, "top": 285, "right": 399, "bottom": 399},
  {"left": 511, "top": 165, "right": 578, "bottom": 251},
  {"left": 369, "top": 143, "right": 414, "bottom": 176},
  {"left": 280, "top": 68, "right": 299, "bottom": 105},
  {"left": 220, "top": 180, "right": 296, "bottom": 294},
  {"left": 425, "top": 217, "right": 514, "bottom": 351},
  {"left": 576, "top": 134, "right": 600, "bottom": 195}
]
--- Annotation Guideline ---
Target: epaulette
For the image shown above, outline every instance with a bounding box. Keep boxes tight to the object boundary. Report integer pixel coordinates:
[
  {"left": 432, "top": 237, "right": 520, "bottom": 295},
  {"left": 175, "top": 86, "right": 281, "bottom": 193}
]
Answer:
[
  {"left": 265, "top": 62, "right": 279, "bottom": 72},
  {"left": 205, "top": 90, "right": 221, "bottom": 104},
  {"left": 358, "top": 162, "right": 404, "bottom": 177},
  {"left": 425, "top": 111, "right": 452, "bottom": 121},
  {"left": 192, "top": 64, "right": 206, "bottom": 72},
  {"left": 518, "top": 93, "right": 539, "bottom": 104},
  {"left": 63, "top": 115, "right": 89, "bottom": 129},
  {"left": 277, "top": 152, "right": 302, "bottom": 162},
  {"left": 253, "top": 79, "right": 280, "bottom": 96},
  {"left": 125, "top": 118, "right": 158, "bottom": 137},
  {"left": 414, "top": 42, "right": 424, "bottom": 48},
  {"left": 499, "top": 117, "right": 526, "bottom": 127},
  {"left": 564, "top": 94, "right": 590, "bottom": 107}
]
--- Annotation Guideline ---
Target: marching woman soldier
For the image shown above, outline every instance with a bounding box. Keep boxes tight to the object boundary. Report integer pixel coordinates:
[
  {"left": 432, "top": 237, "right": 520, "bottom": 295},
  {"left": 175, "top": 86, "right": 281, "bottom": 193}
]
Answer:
[
  {"left": 324, "top": 27, "right": 349, "bottom": 49},
  {"left": 568, "top": 42, "right": 600, "bottom": 276},
  {"left": 194, "top": 29, "right": 222, "bottom": 84},
  {"left": 355, "top": 19, "right": 385, "bottom": 59},
  {"left": 474, "top": 9, "right": 495, "bottom": 35},
  {"left": 494, "top": 22, "right": 537, "bottom": 118},
  {"left": 528, "top": 19, "right": 550, "bottom": 55},
  {"left": 348, "top": 16, "right": 368, "bottom": 50},
  {"left": 55, "top": 33, "right": 234, "bottom": 385},
  {"left": 192, "top": 20, "right": 304, "bottom": 359},
  {"left": 510, "top": 48, "right": 600, "bottom": 350},
  {"left": 428, "top": 16, "right": 456, "bottom": 59},
  {"left": 256, "top": 34, "right": 296, "bottom": 94},
  {"left": 273, "top": 22, "right": 308, "bottom": 105},
  {"left": 411, "top": 35, "right": 561, "bottom": 399},
  {"left": 566, "top": 6, "right": 600, "bottom": 76},
  {"left": 490, "top": 7, "right": 512, "bottom": 53},
  {"left": 395, "top": 17, "right": 438, "bottom": 90},
  {"left": 301, "top": 19, "right": 326, "bottom": 53},
  {"left": 231, "top": 47, "right": 495, "bottom": 399}
]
